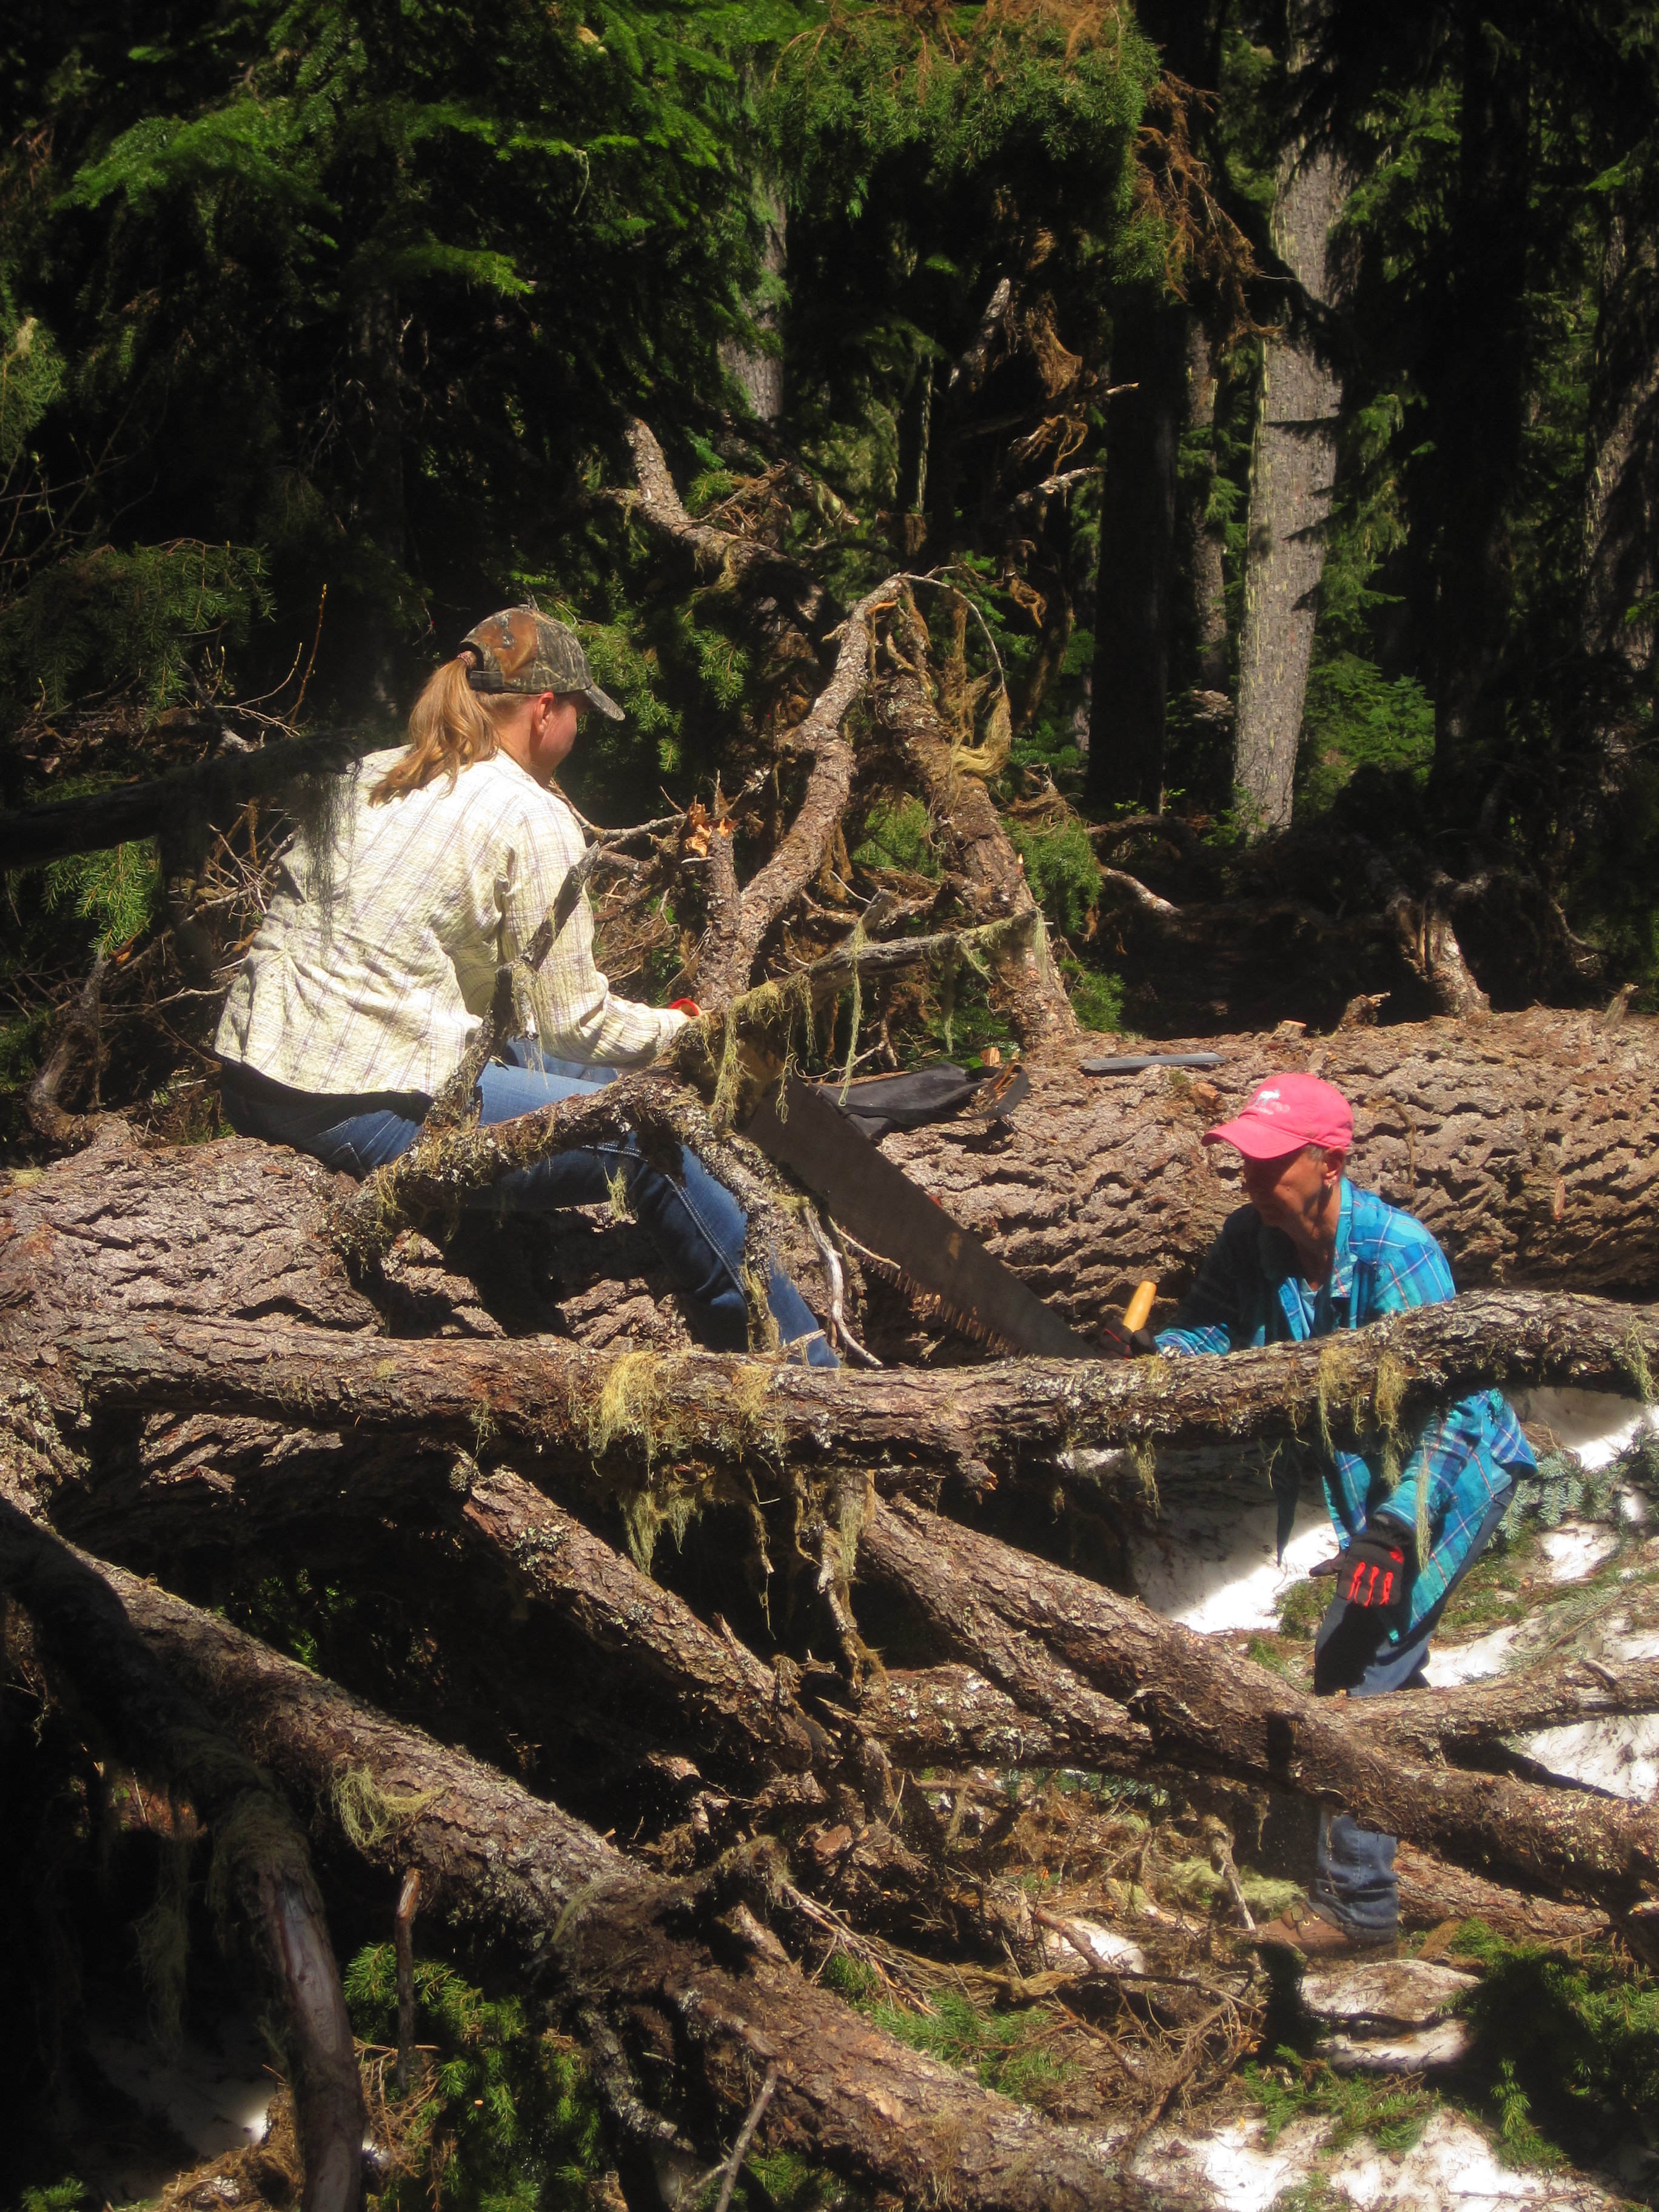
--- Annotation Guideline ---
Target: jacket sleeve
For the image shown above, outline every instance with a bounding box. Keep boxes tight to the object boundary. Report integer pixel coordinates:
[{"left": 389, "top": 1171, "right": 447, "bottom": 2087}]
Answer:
[
  {"left": 1155, "top": 1210, "right": 1253, "bottom": 1358},
  {"left": 503, "top": 793, "right": 686, "bottom": 1067}
]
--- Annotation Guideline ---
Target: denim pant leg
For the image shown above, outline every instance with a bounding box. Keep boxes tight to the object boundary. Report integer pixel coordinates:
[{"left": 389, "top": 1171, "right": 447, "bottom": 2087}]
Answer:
[
  {"left": 1310, "top": 1487, "right": 1514, "bottom": 1938},
  {"left": 472, "top": 1060, "right": 835, "bottom": 1363}
]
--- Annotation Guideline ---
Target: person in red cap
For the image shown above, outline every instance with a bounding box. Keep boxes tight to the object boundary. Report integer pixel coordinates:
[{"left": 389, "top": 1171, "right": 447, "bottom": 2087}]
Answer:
[{"left": 1149, "top": 1071, "right": 1535, "bottom": 1957}]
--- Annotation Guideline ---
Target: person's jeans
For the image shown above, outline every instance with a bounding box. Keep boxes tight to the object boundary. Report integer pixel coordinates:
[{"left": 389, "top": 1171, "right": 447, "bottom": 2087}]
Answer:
[
  {"left": 221, "top": 1043, "right": 836, "bottom": 1365},
  {"left": 1309, "top": 1485, "right": 1513, "bottom": 1939}
]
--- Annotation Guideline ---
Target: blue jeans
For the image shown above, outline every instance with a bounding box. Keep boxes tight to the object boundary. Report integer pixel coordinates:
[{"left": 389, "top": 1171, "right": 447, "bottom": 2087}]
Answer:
[
  {"left": 1309, "top": 1486, "right": 1513, "bottom": 1939},
  {"left": 222, "top": 1044, "right": 836, "bottom": 1364}
]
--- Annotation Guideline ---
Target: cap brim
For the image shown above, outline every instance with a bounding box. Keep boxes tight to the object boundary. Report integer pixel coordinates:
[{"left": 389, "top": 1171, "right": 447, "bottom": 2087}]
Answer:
[
  {"left": 585, "top": 682, "right": 624, "bottom": 721},
  {"left": 1203, "top": 1115, "right": 1316, "bottom": 1160}
]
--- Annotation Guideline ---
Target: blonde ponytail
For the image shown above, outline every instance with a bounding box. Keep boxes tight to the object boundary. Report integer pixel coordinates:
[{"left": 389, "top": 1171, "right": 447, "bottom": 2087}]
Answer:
[{"left": 370, "top": 657, "right": 512, "bottom": 803}]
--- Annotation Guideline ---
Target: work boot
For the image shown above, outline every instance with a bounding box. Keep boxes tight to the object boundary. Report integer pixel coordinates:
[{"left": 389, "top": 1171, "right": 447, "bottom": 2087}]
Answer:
[{"left": 1252, "top": 1903, "right": 1397, "bottom": 1960}]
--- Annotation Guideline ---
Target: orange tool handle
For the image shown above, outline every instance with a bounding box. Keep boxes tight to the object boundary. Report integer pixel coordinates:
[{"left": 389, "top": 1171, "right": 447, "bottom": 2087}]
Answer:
[{"left": 1123, "top": 1280, "right": 1157, "bottom": 1335}]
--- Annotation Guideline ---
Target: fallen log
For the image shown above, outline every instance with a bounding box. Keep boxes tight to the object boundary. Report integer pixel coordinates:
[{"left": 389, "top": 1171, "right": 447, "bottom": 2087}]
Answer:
[
  {"left": 29, "top": 1293, "right": 1659, "bottom": 1507},
  {"left": 92, "top": 1539, "right": 1177, "bottom": 2211},
  {"left": 7, "top": 1010, "right": 1657, "bottom": 1369},
  {"left": 1356, "top": 1654, "right": 1659, "bottom": 1760},
  {"left": 859, "top": 1500, "right": 1659, "bottom": 1911},
  {"left": 1392, "top": 1842, "right": 1608, "bottom": 1946},
  {"left": 884, "top": 1005, "right": 1659, "bottom": 1327}
]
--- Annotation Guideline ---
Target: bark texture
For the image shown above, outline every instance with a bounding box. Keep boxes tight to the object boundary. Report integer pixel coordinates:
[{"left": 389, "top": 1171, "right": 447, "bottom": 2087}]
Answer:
[
  {"left": 880, "top": 661, "right": 1078, "bottom": 1047},
  {"left": 1233, "top": 98, "right": 1346, "bottom": 836},
  {"left": 883, "top": 1007, "right": 1659, "bottom": 1326},
  {"left": 1393, "top": 1842, "right": 1607, "bottom": 1946},
  {"left": 33, "top": 1289, "right": 1659, "bottom": 1513},
  {"left": 697, "top": 577, "right": 901, "bottom": 1010}
]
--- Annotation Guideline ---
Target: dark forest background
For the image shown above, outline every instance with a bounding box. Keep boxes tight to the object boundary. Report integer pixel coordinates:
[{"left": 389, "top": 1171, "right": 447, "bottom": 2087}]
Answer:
[{"left": 3, "top": 0, "right": 1657, "bottom": 1088}]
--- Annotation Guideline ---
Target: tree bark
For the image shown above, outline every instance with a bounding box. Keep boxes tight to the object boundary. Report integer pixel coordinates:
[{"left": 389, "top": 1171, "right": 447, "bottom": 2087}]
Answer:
[
  {"left": 1356, "top": 1653, "right": 1659, "bottom": 1762},
  {"left": 697, "top": 577, "right": 902, "bottom": 1011},
  {"left": 8, "top": 1008, "right": 1659, "bottom": 1358},
  {"left": 720, "top": 187, "right": 787, "bottom": 426},
  {"left": 96, "top": 1542, "right": 1169, "bottom": 2212},
  {"left": 1233, "top": 24, "right": 1347, "bottom": 838},
  {"left": 1393, "top": 1842, "right": 1607, "bottom": 1946},
  {"left": 1185, "top": 321, "right": 1230, "bottom": 695},
  {"left": 33, "top": 1289, "right": 1659, "bottom": 1520}
]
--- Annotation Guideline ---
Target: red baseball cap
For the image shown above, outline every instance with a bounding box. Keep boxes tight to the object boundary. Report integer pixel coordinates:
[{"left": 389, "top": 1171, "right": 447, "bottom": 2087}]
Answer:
[{"left": 1204, "top": 1072, "right": 1353, "bottom": 1161}]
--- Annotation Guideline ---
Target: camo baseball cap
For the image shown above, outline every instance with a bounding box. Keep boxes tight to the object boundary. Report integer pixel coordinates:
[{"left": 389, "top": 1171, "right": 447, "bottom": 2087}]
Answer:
[{"left": 459, "top": 606, "right": 623, "bottom": 719}]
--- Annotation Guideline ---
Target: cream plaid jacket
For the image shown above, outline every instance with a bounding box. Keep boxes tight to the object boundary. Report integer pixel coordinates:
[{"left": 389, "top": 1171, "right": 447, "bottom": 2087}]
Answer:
[{"left": 216, "top": 748, "right": 684, "bottom": 1097}]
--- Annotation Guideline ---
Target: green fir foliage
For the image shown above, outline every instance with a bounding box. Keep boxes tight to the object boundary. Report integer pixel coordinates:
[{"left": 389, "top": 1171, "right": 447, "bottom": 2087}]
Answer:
[
  {"left": 344, "top": 1944, "right": 606, "bottom": 2210},
  {"left": 1455, "top": 1922, "right": 1659, "bottom": 2165},
  {"left": 1005, "top": 816, "right": 1101, "bottom": 936},
  {"left": 822, "top": 1953, "right": 1070, "bottom": 2104}
]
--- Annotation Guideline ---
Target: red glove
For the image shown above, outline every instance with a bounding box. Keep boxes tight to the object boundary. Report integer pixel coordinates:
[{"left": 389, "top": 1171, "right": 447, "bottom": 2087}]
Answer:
[
  {"left": 669, "top": 998, "right": 702, "bottom": 1017},
  {"left": 1340, "top": 1525, "right": 1409, "bottom": 1610}
]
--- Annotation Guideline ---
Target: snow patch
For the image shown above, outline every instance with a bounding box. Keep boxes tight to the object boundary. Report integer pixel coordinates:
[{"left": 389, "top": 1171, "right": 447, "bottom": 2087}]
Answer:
[
  {"left": 1129, "top": 2110, "right": 1618, "bottom": 2212},
  {"left": 1539, "top": 1523, "right": 1620, "bottom": 1581},
  {"left": 79, "top": 2011, "right": 274, "bottom": 2163},
  {"left": 1129, "top": 1472, "right": 1334, "bottom": 1634},
  {"left": 1423, "top": 1623, "right": 1521, "bottom": 1688},
  {"left": 1510, "top": 1387, "right": 1655, "bottom": 1473},
  {"left": 1522, "top": 1714, "right": 1659, "bottom": 1802},
  {"left": 1128, "top": 2114, "right": 1329, "bottom": 2212},
  {"left": 1327, "top": 2109, "right": 1616, "bottom": 2211},
  {"left": 1038, "top": 1915, "right": 1148, "bottom": 1976}
]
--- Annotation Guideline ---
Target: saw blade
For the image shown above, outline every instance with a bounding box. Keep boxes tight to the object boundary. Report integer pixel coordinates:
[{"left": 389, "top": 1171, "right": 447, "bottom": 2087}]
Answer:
[{"left": 746, "top": 1073, "right": 1094, "bottom": 1360}]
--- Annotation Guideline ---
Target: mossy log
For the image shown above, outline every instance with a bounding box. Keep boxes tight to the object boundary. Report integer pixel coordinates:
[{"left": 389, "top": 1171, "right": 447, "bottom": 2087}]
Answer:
[{"left": 28, "top": 1288, "right": 1659, "bottom": 1503}]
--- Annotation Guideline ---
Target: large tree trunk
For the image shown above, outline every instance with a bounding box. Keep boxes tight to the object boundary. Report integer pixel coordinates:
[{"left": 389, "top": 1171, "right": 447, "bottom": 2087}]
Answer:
[
  {"left": 5, "top": 1010, "right": 1658, "bottom": 1380},
  {"left": 1184, "top": 322, "right": 1230, "bottom": 695},
  {"left": 1232, "top": 10, "right": 1347, "bottom": 838}
]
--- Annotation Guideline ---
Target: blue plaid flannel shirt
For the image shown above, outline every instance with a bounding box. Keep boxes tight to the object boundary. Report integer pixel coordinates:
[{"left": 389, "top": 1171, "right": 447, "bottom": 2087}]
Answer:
[{"left": 1155, "top": 1181, "right": 1534, "bottom": 1635}]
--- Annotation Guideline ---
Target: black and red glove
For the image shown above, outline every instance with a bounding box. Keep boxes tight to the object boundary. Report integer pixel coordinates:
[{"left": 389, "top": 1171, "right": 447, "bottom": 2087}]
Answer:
[{"left": 1339, "top": 1522, "right": 1410, "bottom": 1610}]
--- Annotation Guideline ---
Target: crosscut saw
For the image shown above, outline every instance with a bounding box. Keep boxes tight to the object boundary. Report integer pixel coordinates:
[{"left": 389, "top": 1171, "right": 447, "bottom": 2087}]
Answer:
[{"left": 746, "top": 1071, "right": 1097, "bottom": 1359}]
